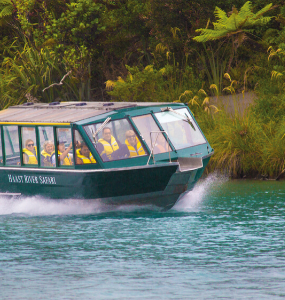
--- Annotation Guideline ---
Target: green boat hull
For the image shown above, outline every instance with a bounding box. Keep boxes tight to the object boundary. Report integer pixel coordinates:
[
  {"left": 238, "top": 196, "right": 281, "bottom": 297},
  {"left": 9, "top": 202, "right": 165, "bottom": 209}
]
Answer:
[{"left": 0, "top": 156, "right": 210, "bottom": 210}]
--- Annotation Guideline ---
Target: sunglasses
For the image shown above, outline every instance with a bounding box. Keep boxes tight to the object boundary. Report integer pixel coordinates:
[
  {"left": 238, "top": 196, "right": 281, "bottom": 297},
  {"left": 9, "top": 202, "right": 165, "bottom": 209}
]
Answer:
[
  {"left": 27, "top": 144, "right": 34, "bottom": 147},
  {"left": 127, "top": 135, "right": 136, "bottom": 139}
]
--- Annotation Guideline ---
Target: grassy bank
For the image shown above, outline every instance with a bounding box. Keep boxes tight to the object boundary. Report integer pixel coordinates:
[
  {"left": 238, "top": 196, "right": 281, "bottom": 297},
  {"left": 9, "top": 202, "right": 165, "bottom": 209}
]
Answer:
[{"left": 196, "top": 93, "right": 285, "bottom": 179}]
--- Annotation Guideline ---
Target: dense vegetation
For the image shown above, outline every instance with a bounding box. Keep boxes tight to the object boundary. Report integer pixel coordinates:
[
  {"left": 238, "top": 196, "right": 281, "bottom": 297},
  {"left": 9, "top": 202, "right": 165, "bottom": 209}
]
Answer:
[{"left": 1, "top": 0, "right": 285, "bottom": 178}]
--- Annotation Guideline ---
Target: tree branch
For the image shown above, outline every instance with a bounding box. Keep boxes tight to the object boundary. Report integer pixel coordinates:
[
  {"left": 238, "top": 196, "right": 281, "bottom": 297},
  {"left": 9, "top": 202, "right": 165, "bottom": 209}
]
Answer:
[{"left": 42, "top": 70, "right": 72, "bottom": 92}]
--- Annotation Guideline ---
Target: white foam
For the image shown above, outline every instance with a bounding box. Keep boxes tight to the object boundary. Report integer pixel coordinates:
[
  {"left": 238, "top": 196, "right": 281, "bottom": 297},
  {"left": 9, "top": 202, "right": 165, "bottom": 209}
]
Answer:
[
  {"left": 0, "top": 173, "right": 228, "bottom": 216},
  {"left": 0, "top": 196, "right": 159, "bottom": 216},
  {"left": 0, "top": 197, "right": 111, "bottom": 216},
  {"left": 173, "top": 173, "right": 228, "bottom": 211}
]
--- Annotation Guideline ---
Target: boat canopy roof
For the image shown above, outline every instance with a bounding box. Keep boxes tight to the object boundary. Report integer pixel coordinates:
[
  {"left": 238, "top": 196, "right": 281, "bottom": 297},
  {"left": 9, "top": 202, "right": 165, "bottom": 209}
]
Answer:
[{"left": 0, "top": 101, "right": 170, "bottom": 124}]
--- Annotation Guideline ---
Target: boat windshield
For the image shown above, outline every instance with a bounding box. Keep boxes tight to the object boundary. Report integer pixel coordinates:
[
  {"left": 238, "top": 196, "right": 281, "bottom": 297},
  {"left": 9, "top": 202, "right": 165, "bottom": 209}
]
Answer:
[
  {"left": 84, "top": 118, "right": 147, "bottom": 162},
  {"left": 155, "top": 108, "right": 206, "bottom": 149},
  {"left": 132, "top": 114, "right": 171, "bottom": 154}
]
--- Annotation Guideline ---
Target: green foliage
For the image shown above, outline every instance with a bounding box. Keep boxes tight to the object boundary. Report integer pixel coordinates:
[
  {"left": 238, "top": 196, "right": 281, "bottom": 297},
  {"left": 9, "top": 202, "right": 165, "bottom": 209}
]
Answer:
[
  {"left": 0, "top": 0, "right": 285, "bottom": 178},
  {"left": 1, "top": 40, "right": 75, "bottom": 103},
  {"left": 0, "top": 0, "right": 13, "bottom": 26},
  {"left": 45, "top": 0, "right": 105, "bottom": 48},
  {"left": 251, "top": 93, "right": 285, "bottom": 123},
  {"left": 202, "top": 111, "right": 264, "bottom": 177},
  {"left": 195, "top": 44, "right": 227, "bottom": 95},
  {"left": 193, "top": 1, "right": 274, "bottom": 93},
  {"left": 261, "top": 120, "right": 285, "bottom": 177},
  {"left": 194, "top": 2, "right": 273, "bottom": 43},
  {"left": 107, "top": 64, "right": 201, "bottom": 102}
]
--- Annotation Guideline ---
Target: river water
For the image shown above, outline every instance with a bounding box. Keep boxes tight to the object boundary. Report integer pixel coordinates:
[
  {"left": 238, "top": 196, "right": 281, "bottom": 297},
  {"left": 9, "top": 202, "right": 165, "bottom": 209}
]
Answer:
[{"left": 0, "top": 176, "right": 285, "bottom": 299}]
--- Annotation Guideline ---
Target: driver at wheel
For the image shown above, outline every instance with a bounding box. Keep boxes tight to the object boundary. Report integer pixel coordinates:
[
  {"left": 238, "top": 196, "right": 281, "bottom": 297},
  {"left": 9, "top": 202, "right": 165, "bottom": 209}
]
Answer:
[{"left": 97, "top": 127, "right": 129, "bottom": 161}]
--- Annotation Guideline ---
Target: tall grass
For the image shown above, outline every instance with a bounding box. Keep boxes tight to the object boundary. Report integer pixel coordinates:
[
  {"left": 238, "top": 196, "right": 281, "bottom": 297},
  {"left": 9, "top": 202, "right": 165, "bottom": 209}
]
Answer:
[
  {"left": 196, "top": 96, "right": 285, "bottom": 179},
  {"left": 1, "top": 40, "right": 94, "bottom": 105},
  {"left": 2, "top": 43, "right": 69, "bottom": 103},
  {"left": 201, "top": 110, "right": 264, "bottom": 178}
]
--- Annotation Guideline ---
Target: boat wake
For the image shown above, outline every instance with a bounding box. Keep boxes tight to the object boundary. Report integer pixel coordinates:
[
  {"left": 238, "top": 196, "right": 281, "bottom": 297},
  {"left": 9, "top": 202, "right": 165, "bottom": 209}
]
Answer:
[
  {"left": 173, "top": 173, "right": 228, "bottom": 211},
  {"left": 0, "top": 196, "right": 160, "bottom": 216},
  {"left": 0, "top": 173, "right": 227, "bottom": 216}
]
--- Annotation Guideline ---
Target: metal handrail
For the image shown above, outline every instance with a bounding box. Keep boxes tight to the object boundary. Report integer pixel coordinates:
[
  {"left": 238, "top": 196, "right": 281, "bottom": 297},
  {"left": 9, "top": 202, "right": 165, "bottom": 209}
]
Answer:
[{"left": 147, "top": 130, "right": 172, "bottom": 165}]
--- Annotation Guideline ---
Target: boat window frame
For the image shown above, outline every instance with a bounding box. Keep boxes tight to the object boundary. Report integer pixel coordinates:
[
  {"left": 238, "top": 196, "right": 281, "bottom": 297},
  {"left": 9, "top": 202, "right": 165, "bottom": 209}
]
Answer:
[
  {"left": 83, "top": 116, "right": 148, "bottom": 163},
  {"left": 38, "top": 125, "right": 56, "bottom": 169},
  {"left": 73, "top": 128, "right": 97, "bottom": 166},
  {"left": 0, "top": 124, "right": 77, "bottom": 169},
  {"left": 54, "top": 126, "right": 75, "bottom": 168},
  {"left": 2, "top": 125, "right": 21, "bottom": 167},
  {"left": 21, "top": 126, "right": 39, "bottom": 167},
  {"left": 0, "top": 126, "right": 3, "bottom": 166},
  {"left": 154, "top": 107, "right": 207, "bottom": 150}
]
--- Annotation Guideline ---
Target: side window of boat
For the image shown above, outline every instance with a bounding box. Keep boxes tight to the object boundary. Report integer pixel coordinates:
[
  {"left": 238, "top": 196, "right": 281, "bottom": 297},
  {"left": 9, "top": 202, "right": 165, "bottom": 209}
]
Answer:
[
  {"left": 84, "top": 119, "right": 147, "bottom": 162},
  {"left": 0, "top": 127, "right": 2, "bottom": 165},
  {"left": 74, "top": 130, "right": 96, "bottom": 165},
  {"left": 132, "top": 115, "right": 171, "bottom": 154},
  {"left": 3, "top": 126, "right": 20, "bottom": 166},
  {"left": 56, "top": 128, "right": 74, "bottom": 167},
  {"left": 38, "top": 126, "right": 55, "bottom": 168},
  {"left": 21, "top": 127, "right": 38, "bottom": 166}
]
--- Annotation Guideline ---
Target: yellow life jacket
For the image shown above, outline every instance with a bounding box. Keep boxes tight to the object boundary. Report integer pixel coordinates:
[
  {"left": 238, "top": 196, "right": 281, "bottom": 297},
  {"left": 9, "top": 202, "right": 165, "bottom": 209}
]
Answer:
[
  {"left": 98, "top": 136, "right": 119, "bottom": 159},
  {"left": 125, "top": 138, "right": 145, "bottom": 157},
  {"left": 41, "top": 149, "right": 55, "bottom": 166},
  {"left": 76, "top": 149, "right": 96, "bottom": 164},
  {"left": 23, "top": 147, "right": 38, "bottom": 164},
  {"left": 41, "top": 150, "right": 54, "bottom": 158},
  {"left": 58, "top": 151, "right": 72, "bottom": 166}
]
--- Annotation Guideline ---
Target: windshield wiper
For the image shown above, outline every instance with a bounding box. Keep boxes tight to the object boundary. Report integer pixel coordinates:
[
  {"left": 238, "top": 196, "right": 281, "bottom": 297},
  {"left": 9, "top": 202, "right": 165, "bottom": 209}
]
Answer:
[
  {"left": 90, "top": 117, "right": 111, "bottom": 143},
  {"left": 161, "top": 107, "right": 196, "bottom": 131}
]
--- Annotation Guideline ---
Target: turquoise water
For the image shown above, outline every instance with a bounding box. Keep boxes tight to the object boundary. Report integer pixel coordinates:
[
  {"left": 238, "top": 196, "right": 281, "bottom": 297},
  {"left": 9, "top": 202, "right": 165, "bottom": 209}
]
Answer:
[{"left": 1, "top": 177, "right": 285, "bottom": 299}]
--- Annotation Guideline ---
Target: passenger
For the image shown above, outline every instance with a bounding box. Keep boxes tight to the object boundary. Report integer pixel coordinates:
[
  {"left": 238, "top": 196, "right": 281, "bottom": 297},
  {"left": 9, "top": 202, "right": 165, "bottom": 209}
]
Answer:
[
  {"left": 51, "top": 141, "right": 73, "bottom": 166},
  {"left": 97, "top": 127, "right": 129, "bottom": 160},
  {"left": 41, "top": 140, "right": 55, "bottom": 167},
  {"left": 125, "top": 130, "right": 145, "bottom": 157},
  {"left": 75, "top": 142, "right": 96, "bottom": 164},
  {"left": 154, "top": 133, "right": 168, "bottom": 154},
  {"left": 23, "top": 139, "right": 37, "bottom": 164}
]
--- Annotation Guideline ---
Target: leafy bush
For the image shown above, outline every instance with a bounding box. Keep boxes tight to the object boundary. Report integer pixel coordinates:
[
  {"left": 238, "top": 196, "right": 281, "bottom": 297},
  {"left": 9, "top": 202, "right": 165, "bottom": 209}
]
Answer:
[{"left": 107, "top": 64, "right": 201, "bottom": 102}]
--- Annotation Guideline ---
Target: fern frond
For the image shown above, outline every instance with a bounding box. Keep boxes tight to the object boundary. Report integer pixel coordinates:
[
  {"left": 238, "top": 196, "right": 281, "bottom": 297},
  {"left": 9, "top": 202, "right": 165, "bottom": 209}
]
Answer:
[
  {"left": 210, "top": 84, "right": 218, "bottom": 94},
  {"left": 223, "top": 86, "right": 235, "bottom": 94},
  {"left": 166, "top": 51, "right": 171, "bottom": 60},
  {"left": 224, "top": 73, "right": 231, "bottom": 81},
  {"left": 0, "top": 5, "right": 13, "bottom": 18},
  {"left": 254, "top": 3, "right": 273, "bottom": 20},
  {"left": 171, "top": 27, "right": 180, "bottom": 38},
  {"left": 188, "top": 95, "right": 199, "bottom": 106},
  {"left": 210, "top": 105, "right": 220, "bottom": 113},
  {"left": 159, "top": 67, "right": 166, "bottom": 75},
  {"left": 198, "top": 89, "right": 207, "bottom": 96},
  {"left": 271, "top": 71, "right": 283, "bottom": 79},
  {"left": 238, "top": 1, "right": 253, "bottom": 22},
  {"left": 155, "top": 43, "right": 167, "bottom": 53},
  {"left": 178, "top": 90, "right": 192, "bottom": 101},
  {"left": 214, "top": 7, "right": 228, "bottom": 26},
  {"left": 128, "top": 72, "right": 133, "bottom": 82},
  {"left": 117, "top": 76, "right": 125, "bottom": 83},
  {"left": 144, "top": 65, "right": 154, "bottom": 72},
  {"left": 202, "top": 97, "right": 210, "bottom": 106}
]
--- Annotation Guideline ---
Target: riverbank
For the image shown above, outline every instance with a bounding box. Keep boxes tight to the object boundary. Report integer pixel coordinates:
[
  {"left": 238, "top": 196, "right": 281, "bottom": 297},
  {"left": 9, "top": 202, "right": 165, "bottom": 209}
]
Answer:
[{"left": 196, "top": 91, "right": 285, "bottom": 179}]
